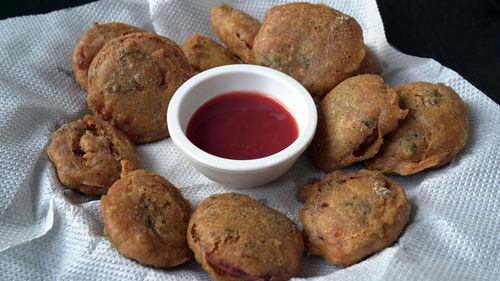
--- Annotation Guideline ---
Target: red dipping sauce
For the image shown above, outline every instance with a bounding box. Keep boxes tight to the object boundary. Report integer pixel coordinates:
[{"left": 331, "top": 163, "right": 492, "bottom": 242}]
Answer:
[{"left": 186, "top": 91, "right": 299, "bottom": 160}]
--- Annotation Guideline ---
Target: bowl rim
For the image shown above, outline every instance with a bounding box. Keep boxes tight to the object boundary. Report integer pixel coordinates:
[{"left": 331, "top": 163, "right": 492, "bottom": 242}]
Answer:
[{"left": 167, "top": 64, "right": 317, "bottom": 174}]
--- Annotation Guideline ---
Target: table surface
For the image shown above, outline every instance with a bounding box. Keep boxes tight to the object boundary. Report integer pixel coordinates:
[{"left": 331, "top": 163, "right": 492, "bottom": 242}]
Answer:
[{"left": 2, "top": 0, "right": 499, "bottom": 105}]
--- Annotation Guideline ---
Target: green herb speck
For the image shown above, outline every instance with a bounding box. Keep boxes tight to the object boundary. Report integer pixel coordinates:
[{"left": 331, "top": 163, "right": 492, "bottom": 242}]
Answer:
[
  {"left": 245, "top": 241, "right": 256, "bottom": 248},
  {"left": 409, "top": 143, "right": 418, "bottom": 154},
  {"left": 362, "top": 120, "right": 375, "bottom": 128},
  {"left": 120, "top": 49, "right": 132, "bottom": 56}
]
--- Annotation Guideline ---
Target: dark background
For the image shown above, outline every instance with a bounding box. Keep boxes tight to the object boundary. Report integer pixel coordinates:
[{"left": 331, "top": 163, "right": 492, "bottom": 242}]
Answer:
[{"left": 1, "top": 0, "right": 499, "bottom": 105}]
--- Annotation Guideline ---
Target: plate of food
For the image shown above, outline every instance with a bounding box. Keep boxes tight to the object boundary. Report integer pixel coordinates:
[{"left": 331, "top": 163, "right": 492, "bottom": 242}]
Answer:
[{"left": 0, "top": 0, "right": 498, "bottom": 280}]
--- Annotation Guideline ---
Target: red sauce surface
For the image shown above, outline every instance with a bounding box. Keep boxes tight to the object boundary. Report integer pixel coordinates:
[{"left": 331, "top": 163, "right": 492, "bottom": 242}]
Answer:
[{"left": 186, "top": 91, "right": 298, "bottom": 160}]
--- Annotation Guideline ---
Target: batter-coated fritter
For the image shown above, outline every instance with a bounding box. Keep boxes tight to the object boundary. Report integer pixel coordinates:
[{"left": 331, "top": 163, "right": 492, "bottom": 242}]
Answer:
[
  {"left": 47, "top": 115, "right": 138, "bottom": 195},
  {"left": 310, "top": 74, "right": 408, "bottom": 171},
  {"left": 299, "top": 169, "right": 411, "bottom": 267},
  {"left": 253, "top": 3, "right": 365, "bottom": 96},
  {"left": 181, "top": 33, "right": 241, "bottom": 71},
  {"left": 72, "top": 22, "right": 143, "bottom": 91},
  {"left": 101, "top": 160, "right": 193, "bottom": 267},
  {"left": 87, "top": 32, "right": 194, "bottom": 143},
  {"left": 365, "top": 82, "right": 469, "bottom": 175},
  {"left": 210, "top": 3, "right": 261, "bottom": 63},
  {"left": 187, "top": 193, "right": 303, "bottom": 281},
  {"left": 353, "top": 45, "right": 380, "bottom": 76}
]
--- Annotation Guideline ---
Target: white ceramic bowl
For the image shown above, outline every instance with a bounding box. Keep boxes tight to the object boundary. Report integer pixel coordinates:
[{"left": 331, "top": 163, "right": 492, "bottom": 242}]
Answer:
[{"left": 167, "top": 64, "right": 317, "bottom": 187}]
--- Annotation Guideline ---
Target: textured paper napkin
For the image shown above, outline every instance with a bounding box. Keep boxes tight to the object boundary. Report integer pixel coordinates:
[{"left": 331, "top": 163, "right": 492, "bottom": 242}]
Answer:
[{"left": 0, "top": 0, "right": 499, "bottom": 280}]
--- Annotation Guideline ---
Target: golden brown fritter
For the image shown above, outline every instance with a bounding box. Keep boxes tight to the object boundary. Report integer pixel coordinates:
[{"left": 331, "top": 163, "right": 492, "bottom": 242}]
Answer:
[
  {"left": 310, "top": 74, "right": 408, "bottom": 171},
  {"left": 72, "top": 22, "right": 143, "bottom": 91},
  {"left": 210, "top": 3, "right": 261, "bottom": 64},
  {"left": 365, "top": 82, "right": 469, "bottom": 175},
  {"left": 299, "top": 169, "right": 411, "bottom": 267},
  {"left": 46, "top": 115, "right": 138, "bottom": 195},
  {"left": 181, "top": 33, "right": 241, "bottom": 71},
  {"left": 353, "top": 45, "right": 380, "bottom": 76},
  {"left": 101, "top": 160, "right": 193, "bottom": 268},
  {"left": 253, "top": 3, "right": 365, "bottom": 96},
  {"left": 87, "top": 32, "right": 194, "bottom": 143},
  {"left": 187, "top": 193, "right": 303, "bottom": 281}
]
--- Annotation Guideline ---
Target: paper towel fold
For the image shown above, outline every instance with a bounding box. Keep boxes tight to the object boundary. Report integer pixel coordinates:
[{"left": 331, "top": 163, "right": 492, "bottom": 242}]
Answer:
[{"left": 0, "top": 0, "right": 499, "bottom": 280}]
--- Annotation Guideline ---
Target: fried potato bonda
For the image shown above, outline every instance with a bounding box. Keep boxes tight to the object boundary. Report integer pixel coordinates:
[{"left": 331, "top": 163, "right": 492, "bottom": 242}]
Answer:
[
  {"left": 365, "top": 82, "right": 469, "bottom": 175},
  {"left": 87, "top": 32, "right": 194, "bottom": 143},
  {"left": 47, "top": 115, "right": 138, "bottom": 195},
  {"left": 72, "top": 22, "right": 143, "bottom": 91},
  {"left": 101, "top": 160, "right": 193, "bottom": 267},
  {"left": 299, "top": 169, "right": 411, "bottom": 267},
  {"left": 353, "top": 45, "right": 380, "bottom": 76},
  {"left": 181, "top": 33, "right": 241, "bottom": 71},
  {"left": 187, "top": 193, "right": 303, "bottom": 281},
  {"left": 210, "top": 3, "right": 261, "bottom": 63},
  {"left": 310, "top": 74, "right": 408, "bottom": 171},
  {"left": 253, "top": 3, "right": 365, "bottom": 96}
]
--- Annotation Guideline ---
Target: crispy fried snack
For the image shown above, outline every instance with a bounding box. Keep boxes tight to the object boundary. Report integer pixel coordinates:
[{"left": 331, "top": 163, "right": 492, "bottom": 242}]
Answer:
[
  {"left": 187, "top": 193, "right": 303, "bottom": 281},
  {"left": 353, "top": 45, "right": 380, "bottom": 76},
  {"left": 365, "top": 82, "right": 469, "bottom": 175},
  {"left": 101, "top": 160, "right": 193, "bottom": 267},
  {"left": 210, "top": 4, "right": 261, "bottom": 63},
  {"left": 181, "top": 33, "right": 241, "bottom": 71},
  {"left": 87, "top": 32, "right": 194, "bottom": 143},
  {"left": 310, "top": 74, "right": 408, "bottom": 171},
  {"left": 253, "top": 3, "right": 365, "bottom": 96},
  {"left": 72, "top": 22, "right": 143, "bottom": 91},
  {"left": 299, "top": 169, "right": 411, "bottom": 267},
  {"left": 47, "top": 115, "right": 138, "bottom": 195}
]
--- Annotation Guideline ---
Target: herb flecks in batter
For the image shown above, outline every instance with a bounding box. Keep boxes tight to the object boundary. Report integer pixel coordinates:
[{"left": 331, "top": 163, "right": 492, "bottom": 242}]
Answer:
[
  {"left": 244, "top": 241, "right": 256, "bottom": 248},
  {"left": 258, "top": 54, "right": 291, "bottom": 72},
  {"left": 408, "top": 143, "right": 419, "bottom": 154},
  {"left": 120, "top": 48, "right": 132, "bottom": 56},
  {"left": 119, "top": 49, "right": 131, "bottom": 66},
  {"left": 422, "top": 88, "right": 442, "bottom": 107},
  {"left": 154, "top": 101, "right": 163, "bottom": 113},
  {"left": 123, "top": 88, "right": 134, "bottom": 93},
  {"left": 109, "top": 83, "right": 122, "bottom": 93},
  {"left": 342, "top": 197, "right": 372, "bottom": 222},
  {"left": 362, "top": 120, "right": 375, "bottom": 128}
]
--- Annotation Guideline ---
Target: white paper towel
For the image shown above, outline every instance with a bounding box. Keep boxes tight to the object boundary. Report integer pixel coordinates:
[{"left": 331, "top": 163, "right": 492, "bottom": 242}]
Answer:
[{"left": 0, "top": 0, "right": 499, "bottom": 280}]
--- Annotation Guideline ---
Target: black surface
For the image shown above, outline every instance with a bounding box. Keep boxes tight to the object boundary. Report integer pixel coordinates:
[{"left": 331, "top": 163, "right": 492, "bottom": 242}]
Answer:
[
  {"left": 378, "top": 0, "right": 500, "bottom": 105},
  {"left": 2, "top": 0, "right": 499, "bottom": 105}
]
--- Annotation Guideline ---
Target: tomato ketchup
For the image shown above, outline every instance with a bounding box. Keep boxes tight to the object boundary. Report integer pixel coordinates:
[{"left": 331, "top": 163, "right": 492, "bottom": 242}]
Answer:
[{"left": 186, "top": 91, "right": 298, "bottom": 160}]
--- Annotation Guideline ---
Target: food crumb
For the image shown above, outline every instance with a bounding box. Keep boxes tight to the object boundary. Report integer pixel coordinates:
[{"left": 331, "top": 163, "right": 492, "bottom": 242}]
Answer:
[{"left": 372, "top": 182, "right": 392, "bottom": 197}]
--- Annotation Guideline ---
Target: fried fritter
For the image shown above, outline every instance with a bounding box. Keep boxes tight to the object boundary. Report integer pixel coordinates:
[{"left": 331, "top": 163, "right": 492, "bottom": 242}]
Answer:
[
  {"left": 72, "top": 22, "right": 143, "bottom": 91},
  {"left": 253, "top": 3, "right": 365, "bottom": 96},
  {"left": 187, "top": 193, "right": 303, "bottom": 281},
  {"left": 310, "top": 74, "right": 408, "bottom": 171},
  {"left": 210, "top": 3, "right": 261, "bottom": 63},
  {"left": 181, "top": 33, "right": 241, "bottom": 71},
  {"left": 87, "top": 32, "right": 194, "bottom": 143},
  {"left": 101, "top": 160, "right": 193, "bottom": 267},
  {"left": 353, "top": 45, "right": 380, "bottom": 76},
  {"left": 47, "top": 115, "right": 138, "bottom": 195},
  {"left": 299, "top": 169, "right": 411, "bottom": 267},
  {"left": 365, "top": 82, "right": 469, "bottom": 175}
]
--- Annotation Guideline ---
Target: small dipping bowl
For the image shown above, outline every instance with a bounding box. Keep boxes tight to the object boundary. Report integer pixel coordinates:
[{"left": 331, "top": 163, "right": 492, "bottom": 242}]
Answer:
[{"left": 167, "top": 64, "right": 317, "bottom": 188}]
